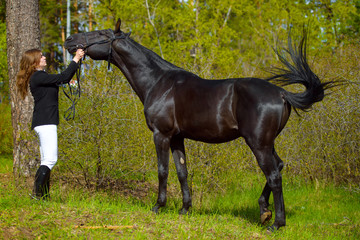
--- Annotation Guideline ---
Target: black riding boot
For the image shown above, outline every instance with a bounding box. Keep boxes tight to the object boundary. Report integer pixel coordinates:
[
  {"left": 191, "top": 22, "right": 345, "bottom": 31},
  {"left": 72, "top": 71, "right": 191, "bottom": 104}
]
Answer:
[
  {"left": 45, "top": 170, "right": 51, "bottom": 199},
  {"left": 33, "top": 165, "right": 51, "bottom": 200}
]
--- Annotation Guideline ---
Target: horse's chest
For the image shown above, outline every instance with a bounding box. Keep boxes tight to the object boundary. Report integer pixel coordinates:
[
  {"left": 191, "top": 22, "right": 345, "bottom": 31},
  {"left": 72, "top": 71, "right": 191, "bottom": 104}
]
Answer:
[{"left": 143, "top": 91, "right": 177, "bottom": 133}]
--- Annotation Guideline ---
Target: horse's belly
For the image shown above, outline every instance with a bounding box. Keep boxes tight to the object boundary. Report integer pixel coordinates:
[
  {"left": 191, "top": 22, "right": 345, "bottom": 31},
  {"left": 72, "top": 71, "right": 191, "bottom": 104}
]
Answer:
[
  {"left": 182, "top": 129, "right": 241, "bottom": 143},
  {"left": 179, "top": 117, "right": 240, "bottom": 143}
]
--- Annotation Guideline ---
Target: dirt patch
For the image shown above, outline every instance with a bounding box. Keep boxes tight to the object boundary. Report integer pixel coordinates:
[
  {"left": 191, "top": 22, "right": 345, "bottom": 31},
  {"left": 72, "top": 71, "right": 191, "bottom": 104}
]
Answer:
[
  {"left": 55, "top": 174, "right": 158, "bottom": 201},
  {"left": 0, "top": 170, "right": 179, "bottom": 203},
  {"left": 0, "top": 173, "right": 13, "bottom": 184},
  {"left": 1, "top": 226, "right": 35, "bottom": 240}
]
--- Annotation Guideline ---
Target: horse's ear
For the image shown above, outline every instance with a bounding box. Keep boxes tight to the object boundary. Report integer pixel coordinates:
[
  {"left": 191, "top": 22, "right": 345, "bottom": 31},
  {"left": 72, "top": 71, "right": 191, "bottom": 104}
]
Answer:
[{"left": 114, "top": 18, "right": 121, "bottom": 33}]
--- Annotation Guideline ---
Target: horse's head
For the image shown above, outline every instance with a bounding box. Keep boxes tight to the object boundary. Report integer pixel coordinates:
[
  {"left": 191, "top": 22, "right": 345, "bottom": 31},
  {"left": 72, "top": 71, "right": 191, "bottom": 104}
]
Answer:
[{"left": 64, "top": 19, "right": 127, "bottom": 60}]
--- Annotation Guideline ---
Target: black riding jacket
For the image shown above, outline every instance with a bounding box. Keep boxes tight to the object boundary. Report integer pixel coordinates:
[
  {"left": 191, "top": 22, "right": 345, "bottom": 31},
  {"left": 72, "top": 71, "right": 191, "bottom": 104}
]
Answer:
[{"left": 30, "top": 61, "right": 79, "bottom": 129}]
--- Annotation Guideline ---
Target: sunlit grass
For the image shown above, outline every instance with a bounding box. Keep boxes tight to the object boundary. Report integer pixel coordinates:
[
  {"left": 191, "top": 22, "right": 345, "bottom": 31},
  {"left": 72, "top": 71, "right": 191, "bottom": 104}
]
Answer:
[{"left": 0, "top": 155, "right": 359, "bottom": 239}]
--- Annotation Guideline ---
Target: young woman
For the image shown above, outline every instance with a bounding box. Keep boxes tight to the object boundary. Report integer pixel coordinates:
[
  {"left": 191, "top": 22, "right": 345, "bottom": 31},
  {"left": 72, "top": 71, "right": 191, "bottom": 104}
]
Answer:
[{"left": 16, "top": 48, "right": 85, "bottom": 200}]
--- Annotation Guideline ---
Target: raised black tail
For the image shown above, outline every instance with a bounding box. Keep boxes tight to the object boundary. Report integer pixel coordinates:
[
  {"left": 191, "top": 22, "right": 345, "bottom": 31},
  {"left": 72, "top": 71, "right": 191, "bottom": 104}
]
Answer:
[{"left": 267, "top": 32, "right": 336, "bottom": 111}]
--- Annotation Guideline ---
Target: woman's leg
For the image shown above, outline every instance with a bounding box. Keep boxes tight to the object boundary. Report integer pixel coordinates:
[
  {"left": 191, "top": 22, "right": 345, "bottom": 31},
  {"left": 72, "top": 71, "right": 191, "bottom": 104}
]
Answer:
[
  {"left": 33, "top": 125, "right": 58, "bottom": 199},
  {"left": 34, "top": 124, "right": 58, "bottom": 169}
]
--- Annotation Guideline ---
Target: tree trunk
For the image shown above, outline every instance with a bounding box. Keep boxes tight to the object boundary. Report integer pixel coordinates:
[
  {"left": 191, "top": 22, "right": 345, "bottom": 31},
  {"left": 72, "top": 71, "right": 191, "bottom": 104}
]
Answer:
[
  {"left": 89, "top": 0, "right": 93, "bottom": 31},
  {"left": 6, "top": 0, "right": 41, "bottom": 177}
]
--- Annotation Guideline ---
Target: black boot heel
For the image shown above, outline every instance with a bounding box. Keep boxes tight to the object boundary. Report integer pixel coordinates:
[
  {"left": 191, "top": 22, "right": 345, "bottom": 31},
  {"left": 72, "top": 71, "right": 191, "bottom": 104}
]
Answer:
[{"left": 32, "top": 165, "right": 51, "bottom": 200}]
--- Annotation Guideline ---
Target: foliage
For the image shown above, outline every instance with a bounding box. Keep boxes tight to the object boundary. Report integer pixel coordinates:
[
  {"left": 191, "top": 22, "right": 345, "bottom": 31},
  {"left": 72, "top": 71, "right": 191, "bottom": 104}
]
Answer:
[
  {"left": 94, "top": 0, "right": 359, "bottom": 77},
  {"left": 277, "top": 43, "right": 360, "bottom": 186},
  {"left": 0, "top": 0, "right": 5, "bottom": 22},
  {"left": 0, "top": 103, "right": 13, "bottom": 155},
  {"left": 57, "top": 61, "right": 156, "bottom": 188},
  {"left": 38, "top": 0, "right": 89, "bottom": 70},
  {"left": 0, "top": 21, "right": 8, "bottom": 103}
]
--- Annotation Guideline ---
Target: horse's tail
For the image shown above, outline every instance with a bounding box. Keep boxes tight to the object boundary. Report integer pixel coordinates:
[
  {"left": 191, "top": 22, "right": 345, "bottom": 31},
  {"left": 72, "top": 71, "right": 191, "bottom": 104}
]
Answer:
[{"left": 267, "top": 32, "right": 337, "bottom": 112}]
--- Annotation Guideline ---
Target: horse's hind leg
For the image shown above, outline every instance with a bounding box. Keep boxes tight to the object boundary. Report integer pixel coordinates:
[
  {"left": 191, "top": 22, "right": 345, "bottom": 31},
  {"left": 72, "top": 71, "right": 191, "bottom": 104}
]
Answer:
[
  {"left": 152, "top": 131, "right": 171, "bottom": 213},
  {"left": 259, "top": 182, "right": 272, "bottom": 225},
  {"left": 258, "top": 148, "right": 284, "bottom": 225},
  {"left": 248, "top": 143, "right": 286, "bottom": 230},
  {"left": 170, "top": 136, "right": 192, "bottom": 214}
]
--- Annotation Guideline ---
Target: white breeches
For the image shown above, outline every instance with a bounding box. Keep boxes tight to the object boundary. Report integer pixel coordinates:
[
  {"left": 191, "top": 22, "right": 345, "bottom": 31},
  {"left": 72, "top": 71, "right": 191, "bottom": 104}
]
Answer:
[{"left": 34, "top": 124, "right": 58, "bottom": 170}]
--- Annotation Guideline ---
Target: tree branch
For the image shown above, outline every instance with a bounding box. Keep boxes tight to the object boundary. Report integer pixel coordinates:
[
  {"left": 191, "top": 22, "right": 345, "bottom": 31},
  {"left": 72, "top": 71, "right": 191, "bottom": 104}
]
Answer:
[
  {"left": 222, "top": 6, "right": 232, "bottom": 29},
  {"left": 145, "top": 0, "right": 164, "bottom": 58}
]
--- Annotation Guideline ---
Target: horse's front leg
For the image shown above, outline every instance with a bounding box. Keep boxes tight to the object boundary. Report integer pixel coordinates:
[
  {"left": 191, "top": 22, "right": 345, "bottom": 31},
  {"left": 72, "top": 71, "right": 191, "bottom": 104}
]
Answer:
[
  {"left": 170, "top": 136, "right": 192, "bottom": 214},
  {"left": 152, "top": 131, "right": 170, "bottom": 213}
]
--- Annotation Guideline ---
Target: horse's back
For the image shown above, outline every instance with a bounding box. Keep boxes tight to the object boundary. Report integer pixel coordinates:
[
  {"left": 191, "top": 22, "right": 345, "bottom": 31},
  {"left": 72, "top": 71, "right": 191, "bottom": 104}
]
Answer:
[
  {"left": 171, "top": 76, "right": 239, "bottom": 142},
  {"left": 170, "top": 75, "right": 285, "bottom": 142}
]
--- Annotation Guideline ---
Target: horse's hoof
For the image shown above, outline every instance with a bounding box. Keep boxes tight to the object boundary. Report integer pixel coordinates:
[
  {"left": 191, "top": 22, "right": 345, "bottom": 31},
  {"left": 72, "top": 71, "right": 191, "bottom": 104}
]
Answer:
[
  {"left": 151, "top": 205, "right": 160, "bottom": 214},
  {"left": 261, "top": 210, "right": 272, "bottom": 225},
  {"left": 266, "top": 224, "right": 279, "bottom": 233},
  {"left": 267, "top": 222, "right": 285, "bottom": 233},
  {"left": 267, "top": 225, "right": 275, "bottom": 232},
  {"left": 179, "top": 207, "right": 190, "bottom": 215}
]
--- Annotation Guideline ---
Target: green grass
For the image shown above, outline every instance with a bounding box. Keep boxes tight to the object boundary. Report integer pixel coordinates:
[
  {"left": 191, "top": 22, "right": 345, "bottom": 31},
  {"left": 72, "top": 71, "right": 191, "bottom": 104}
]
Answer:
[{"left": 0, "top": 155, "right": 359, "bottom": 239}]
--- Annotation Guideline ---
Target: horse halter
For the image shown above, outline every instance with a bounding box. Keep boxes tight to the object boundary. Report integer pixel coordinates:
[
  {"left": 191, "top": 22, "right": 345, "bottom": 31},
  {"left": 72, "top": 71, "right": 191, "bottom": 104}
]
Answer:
[
  {"left": 76, "top": 29, "right": 129, "bottom": 70},
  {"left": 63, "top": 30, "right": 128, "bottom": 121}
]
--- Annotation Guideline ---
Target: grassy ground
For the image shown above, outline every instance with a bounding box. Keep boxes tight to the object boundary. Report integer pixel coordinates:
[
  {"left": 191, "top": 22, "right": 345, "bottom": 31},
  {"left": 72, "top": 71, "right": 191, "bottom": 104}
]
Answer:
[{"left": 0, "top": 155, "right": 359, "bottom": 239}]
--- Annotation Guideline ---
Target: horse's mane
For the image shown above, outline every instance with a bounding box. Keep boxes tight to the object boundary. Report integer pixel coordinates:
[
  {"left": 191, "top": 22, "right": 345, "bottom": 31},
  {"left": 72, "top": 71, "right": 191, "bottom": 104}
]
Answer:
[{"left": 128, "top": 37, "right": 183, "bottom": 71}]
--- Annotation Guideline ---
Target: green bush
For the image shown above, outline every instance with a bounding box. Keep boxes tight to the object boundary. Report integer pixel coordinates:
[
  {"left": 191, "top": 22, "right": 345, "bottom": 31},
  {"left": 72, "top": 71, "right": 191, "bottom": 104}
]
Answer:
[
  {"left": 0, "top": 103, "right": 13, "bottom": 155},
  {"left": 57, "top": 62, "right": 156, "bottom": 189},
  {"left": 277, "top": 43, "right": 360, "bottom": 186}
]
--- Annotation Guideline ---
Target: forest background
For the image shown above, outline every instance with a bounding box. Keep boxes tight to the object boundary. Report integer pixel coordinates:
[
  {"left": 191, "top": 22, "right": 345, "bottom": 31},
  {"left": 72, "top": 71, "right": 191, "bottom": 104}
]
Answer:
[{"left": 0, "top": 0, "right": 359, "bottom": 196}]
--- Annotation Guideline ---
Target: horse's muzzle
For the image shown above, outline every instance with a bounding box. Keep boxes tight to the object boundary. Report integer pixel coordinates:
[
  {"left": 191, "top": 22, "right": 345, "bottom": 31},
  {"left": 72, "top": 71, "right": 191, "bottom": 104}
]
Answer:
[
  {"left": 64, "top": 36, "right": 84, "bottom": 53},
  {"left": 76, "top": 44, "right": 85, "bottom": 50}
]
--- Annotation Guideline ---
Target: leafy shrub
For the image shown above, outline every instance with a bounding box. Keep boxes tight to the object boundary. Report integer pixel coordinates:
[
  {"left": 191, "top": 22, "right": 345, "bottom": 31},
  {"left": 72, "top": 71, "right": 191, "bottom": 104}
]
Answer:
[
  {"left": 0, "top": 103, "right": 13, "bottom": 155},
  {"left": 57, "top": 62, "right": 156, "bottom": 189},
  {"left": 277, "top": 43, "right": 360, "bottom": 186}
]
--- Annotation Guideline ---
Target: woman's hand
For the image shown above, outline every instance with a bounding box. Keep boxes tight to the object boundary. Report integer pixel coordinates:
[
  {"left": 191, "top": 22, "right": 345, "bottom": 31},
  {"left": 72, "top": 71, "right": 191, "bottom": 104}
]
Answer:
[{"left": 72, "top": 49, "right": 85, "bottom": 63}]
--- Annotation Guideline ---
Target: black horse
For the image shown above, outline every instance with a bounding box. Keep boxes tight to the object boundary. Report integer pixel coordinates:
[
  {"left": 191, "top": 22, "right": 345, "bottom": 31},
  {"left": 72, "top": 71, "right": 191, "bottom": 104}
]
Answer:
[{"left": 65, "top": 19, "right": 334, "bottom": 230}]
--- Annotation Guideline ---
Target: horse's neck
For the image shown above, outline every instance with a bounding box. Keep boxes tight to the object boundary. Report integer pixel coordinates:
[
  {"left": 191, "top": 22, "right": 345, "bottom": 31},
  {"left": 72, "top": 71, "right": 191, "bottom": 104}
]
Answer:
[{"left": 112, "top": 39, "right": 180, "bottom": 103}]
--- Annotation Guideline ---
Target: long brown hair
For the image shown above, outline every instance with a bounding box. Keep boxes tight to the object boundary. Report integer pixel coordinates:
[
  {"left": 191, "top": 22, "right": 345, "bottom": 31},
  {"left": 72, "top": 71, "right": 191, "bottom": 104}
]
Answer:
[{"left": 16, "top": 49, "right": 42, "bottom": 99}]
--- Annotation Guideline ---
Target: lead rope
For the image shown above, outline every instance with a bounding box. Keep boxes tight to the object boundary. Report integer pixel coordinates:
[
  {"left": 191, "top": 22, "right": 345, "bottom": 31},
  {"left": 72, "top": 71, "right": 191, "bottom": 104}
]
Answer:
[{"left": 62, "top": 58, "right": 83, "bottom": 121}]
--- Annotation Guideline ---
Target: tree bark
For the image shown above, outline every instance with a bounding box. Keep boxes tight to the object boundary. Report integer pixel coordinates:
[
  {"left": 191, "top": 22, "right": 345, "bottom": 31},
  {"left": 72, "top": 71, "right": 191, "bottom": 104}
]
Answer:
[
  {"left": 6, "top": 0, "right": 41, "bottom": 177},
  {"left": 89, "top": 0, "right": 93, "bottom": 31}
]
